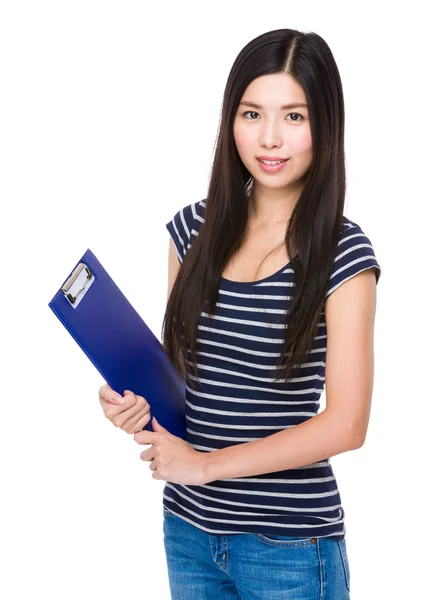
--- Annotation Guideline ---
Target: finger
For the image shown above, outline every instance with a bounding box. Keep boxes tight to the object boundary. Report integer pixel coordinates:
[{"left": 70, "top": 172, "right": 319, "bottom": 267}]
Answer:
[
  {"left": 99, "top": 383, "right": 112, "bottom": 397},
  {"left": 99, "top": 384, "right": 112, "bottom": 409},
  {"left": 140, "top": 446, "right": 154, "bottom": 463},
  {"left": 107, "top": 398, "right": 146, "bottom": 425},
  {"left": 117, "top": 403, "right": 150, "bottom": 431},
  {"left": 124, "top": 390, "right": 149, "bottom": 407},
  {"left": 125, "top": 410, "right": 152, "bottom": 434},
  {"left": 133, "top": 430, "right": 155, "bottom": 444},
  {"left": 123, "top": 390, "right": 146, "bottom": 409},
  {"left": 104, "top": 390, "right": 136, "bottom": 416},
  {"left": 103, "top": 390, "right": 149, "bottom": 428},
  {"left": 99, "top": 383, "right": 124, "bottom": 406},
  {"left": 120, "top": 404, "right": 150, "bottom": 432}
]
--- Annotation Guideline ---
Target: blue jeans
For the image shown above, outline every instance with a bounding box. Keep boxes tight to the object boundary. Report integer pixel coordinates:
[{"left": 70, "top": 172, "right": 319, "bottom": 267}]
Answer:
[{"left": 163, "top": 506, "right": 351, "bottom": 599}]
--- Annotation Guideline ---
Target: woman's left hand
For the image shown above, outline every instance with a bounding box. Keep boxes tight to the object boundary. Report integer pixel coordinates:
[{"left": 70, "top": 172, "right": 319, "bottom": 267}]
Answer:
[{"left": 133, "top": 417, "right": 209, "bottom": 485}]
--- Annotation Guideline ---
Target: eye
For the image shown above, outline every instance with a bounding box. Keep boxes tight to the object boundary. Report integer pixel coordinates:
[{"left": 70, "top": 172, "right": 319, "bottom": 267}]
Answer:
[
  {"left": 242, "top": 111, "right": 260, "bottom": 119},
  {"left": 286, "top": 112, "right": 304, "bottom": 122},
  {"left": 242, "top": 111, "right": 304, "bottom": 122}
]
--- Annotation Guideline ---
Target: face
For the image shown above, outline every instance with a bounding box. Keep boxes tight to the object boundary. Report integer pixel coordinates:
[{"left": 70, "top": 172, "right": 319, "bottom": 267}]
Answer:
[{"left": 233, "top": 73, "right": 313, "bottom": 193}]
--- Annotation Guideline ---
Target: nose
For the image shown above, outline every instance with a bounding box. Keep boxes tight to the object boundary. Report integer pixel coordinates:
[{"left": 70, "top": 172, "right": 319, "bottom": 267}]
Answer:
[{"left": 259, "top": 117, "right": 283, "bottom": 149}]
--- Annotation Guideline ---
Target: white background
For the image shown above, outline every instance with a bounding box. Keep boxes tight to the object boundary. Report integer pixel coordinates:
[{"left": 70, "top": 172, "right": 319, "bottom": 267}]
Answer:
[{"left": 1, "top": 1, "right": 438, "bottom": 598}]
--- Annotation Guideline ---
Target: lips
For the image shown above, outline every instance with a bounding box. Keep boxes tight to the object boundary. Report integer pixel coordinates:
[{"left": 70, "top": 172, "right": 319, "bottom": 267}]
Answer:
[
  {"left": 258, "top": 159, "right": 287, "bottom": 164},
  {"left": 257, "top": 156, "right": 288, "bottom": 161},
  {"left": 257, "top": 158, "right": 289, "bottom": 173}
]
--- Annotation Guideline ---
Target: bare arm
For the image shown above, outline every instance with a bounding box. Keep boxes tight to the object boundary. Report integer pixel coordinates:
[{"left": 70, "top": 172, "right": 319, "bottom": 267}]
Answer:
[
  {"left": 204, "top": 267, "right": 377, "bottom": 482},
  {"left": 167, "top": 237, "right": 180, "bottom": 304}
]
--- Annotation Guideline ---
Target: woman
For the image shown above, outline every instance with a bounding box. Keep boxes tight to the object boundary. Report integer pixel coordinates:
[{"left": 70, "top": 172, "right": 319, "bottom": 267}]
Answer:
[{"left": 99, "top": 28, "right": 381, "bottom": 599}]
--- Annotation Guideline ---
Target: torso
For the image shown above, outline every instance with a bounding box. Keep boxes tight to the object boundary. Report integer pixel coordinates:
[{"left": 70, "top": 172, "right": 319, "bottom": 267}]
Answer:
[{"left": 221, "top": 221, "right": 294, "bottom": 283}]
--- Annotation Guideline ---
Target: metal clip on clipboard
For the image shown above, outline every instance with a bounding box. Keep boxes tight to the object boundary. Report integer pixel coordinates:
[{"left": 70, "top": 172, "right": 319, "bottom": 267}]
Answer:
[{"left": 61, "top": 262, "right": 95, "bottom": 308}]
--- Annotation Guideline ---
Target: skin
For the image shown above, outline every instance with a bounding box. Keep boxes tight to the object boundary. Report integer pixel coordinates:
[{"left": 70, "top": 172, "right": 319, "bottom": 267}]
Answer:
[
  {"left": 99, "top": 385, "right": 207, "bottom": 485},
  {"left": 98, "top": 386, "right": 151, "bottom": 434},
  {"left": 233, "top": 72, "right": 313, "bottom": 228}
]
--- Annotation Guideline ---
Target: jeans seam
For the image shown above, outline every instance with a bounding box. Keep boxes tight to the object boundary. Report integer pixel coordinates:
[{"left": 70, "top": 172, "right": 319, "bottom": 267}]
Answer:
[
  {"left": 253, "top": 533, "right": 317, "bottom": 548},
  {"left": 337, "top": 540, "right": 350, "bottom": 591},
  {"left": 317, "top": 538, "right": 324, "bottom": 599}
]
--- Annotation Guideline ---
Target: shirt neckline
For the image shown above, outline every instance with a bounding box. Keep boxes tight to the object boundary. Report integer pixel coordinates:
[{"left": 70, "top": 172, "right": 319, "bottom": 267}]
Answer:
[{"left": 220, "top": 260, "right": 293, "bottom": 287}]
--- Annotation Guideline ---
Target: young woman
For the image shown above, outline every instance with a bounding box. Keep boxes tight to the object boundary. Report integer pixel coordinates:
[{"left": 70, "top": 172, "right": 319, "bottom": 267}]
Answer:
[{"left": 99, "top": 28, "right": 381, "bottom": 599}]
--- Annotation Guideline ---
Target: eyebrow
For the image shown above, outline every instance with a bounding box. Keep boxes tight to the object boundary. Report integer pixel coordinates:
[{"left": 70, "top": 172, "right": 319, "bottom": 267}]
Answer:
[{"left": 239, "top": 101, "right": 308, "bottom": 110}]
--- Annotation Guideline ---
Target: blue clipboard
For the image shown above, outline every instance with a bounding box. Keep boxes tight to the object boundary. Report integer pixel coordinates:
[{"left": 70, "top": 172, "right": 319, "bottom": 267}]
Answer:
[{"left": 48, "top": 249, "right": 187, "bottom": 440}]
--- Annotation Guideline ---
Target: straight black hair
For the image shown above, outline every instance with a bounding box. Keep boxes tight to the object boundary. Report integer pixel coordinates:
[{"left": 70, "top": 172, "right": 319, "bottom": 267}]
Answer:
[{"left": 162, "top": 28, "right": 346, "bottom": 391}]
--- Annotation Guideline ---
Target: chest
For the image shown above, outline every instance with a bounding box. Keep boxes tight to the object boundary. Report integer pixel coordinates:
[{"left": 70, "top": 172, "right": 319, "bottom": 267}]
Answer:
[{"left": 221, "top": 227, "right": 292, "bottom": 283}]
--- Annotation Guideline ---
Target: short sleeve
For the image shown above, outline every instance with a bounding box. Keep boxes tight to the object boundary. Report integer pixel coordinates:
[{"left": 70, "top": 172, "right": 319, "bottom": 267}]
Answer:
[
  {"left": 165, "top": 200, "right": 203, "bottom": 264},
  {"left": 325, "top": 220, "right": 381, "bottom": 300}
]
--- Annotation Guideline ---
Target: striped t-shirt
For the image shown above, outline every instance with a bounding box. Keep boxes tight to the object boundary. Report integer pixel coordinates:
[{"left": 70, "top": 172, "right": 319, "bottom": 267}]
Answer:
[{"left": 164, "top": 198, "right": 381, "bottom": 540}]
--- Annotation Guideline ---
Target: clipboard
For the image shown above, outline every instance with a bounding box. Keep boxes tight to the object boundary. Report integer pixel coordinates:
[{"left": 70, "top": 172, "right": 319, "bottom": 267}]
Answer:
[{"left": 48, "top": 249, "right": 187, "bottom": 440}]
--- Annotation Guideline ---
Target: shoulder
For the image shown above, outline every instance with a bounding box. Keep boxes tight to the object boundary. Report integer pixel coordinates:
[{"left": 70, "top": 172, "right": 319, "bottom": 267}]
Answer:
[
  {"left": 325, "top": 216, "right": 382, "bottom": 300},
  {"left": 165, "top": 199, "right": 206, "bottom": 264}
]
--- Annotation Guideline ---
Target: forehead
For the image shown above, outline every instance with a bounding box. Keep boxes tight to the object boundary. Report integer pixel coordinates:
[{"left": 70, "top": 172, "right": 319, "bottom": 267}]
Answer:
[{"left": 240, "top": 73, "right": 308, "bottom": 108}]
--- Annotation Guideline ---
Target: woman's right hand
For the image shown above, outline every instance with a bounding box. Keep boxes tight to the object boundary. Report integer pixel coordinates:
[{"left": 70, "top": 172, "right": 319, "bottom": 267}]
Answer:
[{"left": 98, "top": 384, "right": 151, "bottom": 434}]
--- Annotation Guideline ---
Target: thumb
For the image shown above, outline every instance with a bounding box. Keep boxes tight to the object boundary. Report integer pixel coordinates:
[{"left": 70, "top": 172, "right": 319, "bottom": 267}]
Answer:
[{"left": 152, "top": 416, "right": 167, "bottom": 431}]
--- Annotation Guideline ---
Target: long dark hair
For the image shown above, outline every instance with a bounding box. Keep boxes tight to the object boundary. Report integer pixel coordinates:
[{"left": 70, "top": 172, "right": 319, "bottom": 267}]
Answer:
[{"left": 162, "top": 28, "right": 345, "bottom": 391}]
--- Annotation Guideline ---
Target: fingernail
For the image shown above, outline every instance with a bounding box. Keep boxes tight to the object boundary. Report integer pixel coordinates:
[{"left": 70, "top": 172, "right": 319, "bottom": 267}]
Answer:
[{"left": 114, "top": 395, "right": 124, "bottom": 404}]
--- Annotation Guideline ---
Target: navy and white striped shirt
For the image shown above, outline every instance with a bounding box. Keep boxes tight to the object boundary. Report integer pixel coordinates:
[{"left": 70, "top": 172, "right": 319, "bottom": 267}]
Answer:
[{"left": 164, "top": 199, "right": 381, "bottom": 540}]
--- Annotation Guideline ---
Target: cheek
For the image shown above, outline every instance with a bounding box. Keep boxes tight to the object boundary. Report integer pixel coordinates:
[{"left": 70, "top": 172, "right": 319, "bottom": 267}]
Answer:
[
  {"left": 292, "top": 129, "right": 313, "bottom": 154},
  {"left": 233, "top": 120, "right": 252, "bottom": 152},
  {"left": 234, "top": 132, "right": 249, "bottom": 152}
]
